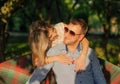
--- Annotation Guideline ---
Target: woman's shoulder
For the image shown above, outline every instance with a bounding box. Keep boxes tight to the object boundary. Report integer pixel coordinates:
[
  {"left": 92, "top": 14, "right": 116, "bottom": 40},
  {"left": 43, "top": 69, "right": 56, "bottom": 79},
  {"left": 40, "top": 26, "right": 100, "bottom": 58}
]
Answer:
[
  {"left": 47, "top": 43, "right": 66, "bottom": 56},
  {"left": 51, "top": 43, "right": 65, "bottom": 49},
  {"left": 49, "top": 43, "right": 65, "bottom": 51}
]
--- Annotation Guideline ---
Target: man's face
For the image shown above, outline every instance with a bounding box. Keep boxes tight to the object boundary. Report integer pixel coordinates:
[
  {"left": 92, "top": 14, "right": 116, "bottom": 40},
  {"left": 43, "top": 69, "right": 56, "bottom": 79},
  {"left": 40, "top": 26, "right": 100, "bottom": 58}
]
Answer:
[{"left": 63, "top": 23, "right": 82, "bottom": 45}]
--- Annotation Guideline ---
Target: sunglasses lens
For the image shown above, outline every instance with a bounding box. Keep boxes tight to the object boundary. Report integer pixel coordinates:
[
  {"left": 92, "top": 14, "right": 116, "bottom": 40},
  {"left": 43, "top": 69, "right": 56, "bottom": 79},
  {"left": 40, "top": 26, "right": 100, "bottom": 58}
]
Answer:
[
  {"left": 64, "top": 27, "right": 68, "bottom": 32},
  {"left": 70, "top": 31, "right": 75, "bottom": 36},
  {"left": 64, "top": 27, "right": 76, "bottom": 36}
]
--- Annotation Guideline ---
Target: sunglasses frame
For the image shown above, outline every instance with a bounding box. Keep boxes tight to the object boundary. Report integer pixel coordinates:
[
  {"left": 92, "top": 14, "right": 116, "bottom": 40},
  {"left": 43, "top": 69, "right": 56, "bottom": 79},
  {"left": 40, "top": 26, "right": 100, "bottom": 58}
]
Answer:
[{"left": 64, "top": 27, "right": 81, "bottom": 36}]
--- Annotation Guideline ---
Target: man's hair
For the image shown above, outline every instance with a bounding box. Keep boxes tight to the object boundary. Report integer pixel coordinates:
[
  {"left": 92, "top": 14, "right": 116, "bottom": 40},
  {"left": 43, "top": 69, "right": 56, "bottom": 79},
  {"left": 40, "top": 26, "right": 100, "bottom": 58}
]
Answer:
[{"left": 70, "top": 19, "right": 88, "bottom": 34}]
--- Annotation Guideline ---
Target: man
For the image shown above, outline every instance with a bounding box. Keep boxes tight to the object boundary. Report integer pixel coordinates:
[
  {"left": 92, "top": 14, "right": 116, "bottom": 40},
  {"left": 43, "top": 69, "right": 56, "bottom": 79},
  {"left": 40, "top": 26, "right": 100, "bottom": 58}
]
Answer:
[
  {"left": 26, "top": 19, "right": 106, "bottom": 84},
  {"left": 53, "top": 22, "right": 89, "bottom": 71}
]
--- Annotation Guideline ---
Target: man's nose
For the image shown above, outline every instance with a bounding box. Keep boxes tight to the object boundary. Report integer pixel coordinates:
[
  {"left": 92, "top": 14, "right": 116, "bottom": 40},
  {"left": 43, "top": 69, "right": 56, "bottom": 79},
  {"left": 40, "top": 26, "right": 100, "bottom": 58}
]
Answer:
[{"left": 64, "top": 31, "right": 70, "bottom": 37}]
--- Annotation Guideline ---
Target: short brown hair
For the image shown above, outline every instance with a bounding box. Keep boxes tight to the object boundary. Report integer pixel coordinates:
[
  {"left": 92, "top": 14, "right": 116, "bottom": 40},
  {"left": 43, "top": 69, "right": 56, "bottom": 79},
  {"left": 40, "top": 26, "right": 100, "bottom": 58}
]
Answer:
[{"left": 70, "top": 19, "right": 88, "bottom": 34}]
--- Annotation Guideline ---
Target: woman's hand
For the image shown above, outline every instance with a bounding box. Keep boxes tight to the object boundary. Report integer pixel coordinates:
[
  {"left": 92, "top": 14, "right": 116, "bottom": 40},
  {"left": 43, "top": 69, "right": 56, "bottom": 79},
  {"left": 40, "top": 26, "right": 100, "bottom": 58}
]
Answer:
[{"left": 74, "top": 55, "right": 86, "bottom": 72}]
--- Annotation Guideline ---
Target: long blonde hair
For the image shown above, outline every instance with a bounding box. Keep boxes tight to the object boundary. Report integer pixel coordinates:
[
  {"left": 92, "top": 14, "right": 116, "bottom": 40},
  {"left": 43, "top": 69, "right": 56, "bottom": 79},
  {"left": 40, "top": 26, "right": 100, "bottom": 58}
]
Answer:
[{"left": 28, "top": 20, "right": 53, "bottom": 66}]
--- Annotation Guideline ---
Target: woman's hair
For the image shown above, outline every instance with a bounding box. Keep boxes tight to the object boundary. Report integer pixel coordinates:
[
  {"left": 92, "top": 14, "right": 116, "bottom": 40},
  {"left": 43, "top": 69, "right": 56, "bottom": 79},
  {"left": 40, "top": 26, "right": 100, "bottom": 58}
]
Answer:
[{"left": 28, "top": 20, "right": 54, "bottom": 66}]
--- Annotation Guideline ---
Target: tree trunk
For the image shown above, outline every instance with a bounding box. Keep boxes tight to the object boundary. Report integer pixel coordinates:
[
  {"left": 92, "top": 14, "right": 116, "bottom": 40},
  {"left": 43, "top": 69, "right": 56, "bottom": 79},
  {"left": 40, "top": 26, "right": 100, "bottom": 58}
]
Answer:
[
  {"left": 0, "top": 22, "right": 6, "bottom": 62},
  {"left": 103, "top": 19, "right": 111, "bottom": 61}
]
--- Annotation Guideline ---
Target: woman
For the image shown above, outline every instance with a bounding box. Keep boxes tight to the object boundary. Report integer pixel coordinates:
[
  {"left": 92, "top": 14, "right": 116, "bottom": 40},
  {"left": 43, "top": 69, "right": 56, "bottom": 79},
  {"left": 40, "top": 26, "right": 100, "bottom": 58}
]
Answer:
[{"left": 29, "top": 20, "right": 89, "bottom": 71}]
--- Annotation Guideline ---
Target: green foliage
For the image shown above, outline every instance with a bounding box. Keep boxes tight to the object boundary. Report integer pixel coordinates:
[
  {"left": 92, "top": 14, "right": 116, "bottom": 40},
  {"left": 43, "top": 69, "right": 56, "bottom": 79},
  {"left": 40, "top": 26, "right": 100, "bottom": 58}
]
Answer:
[
  {"left": 5, "top": 35, "right": 30, "bottom": 60},
  {"left": 0, "top": 0, "right": 119, "bottom": 65},
  {"left": 89, "top": 14, "right": 102, "bottom": 28},
  {"left": 5, "top": 34, "right": 119, "bottom": 65},
  {"left": 89, "top": 37, "right": 120, "bottom": 64}
]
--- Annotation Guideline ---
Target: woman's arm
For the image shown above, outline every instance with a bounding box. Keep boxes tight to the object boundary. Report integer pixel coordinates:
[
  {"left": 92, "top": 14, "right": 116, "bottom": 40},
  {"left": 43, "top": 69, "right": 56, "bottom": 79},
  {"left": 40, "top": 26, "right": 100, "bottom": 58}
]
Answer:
[
  {"left": 45, "top": 53, "right": 72, "bottom": 65},
  {"left": 74, "top": 37, "right": 89, "bottom": 72},
  {"left": 34, "top": 53, "right": 73, "bottom": 67}
]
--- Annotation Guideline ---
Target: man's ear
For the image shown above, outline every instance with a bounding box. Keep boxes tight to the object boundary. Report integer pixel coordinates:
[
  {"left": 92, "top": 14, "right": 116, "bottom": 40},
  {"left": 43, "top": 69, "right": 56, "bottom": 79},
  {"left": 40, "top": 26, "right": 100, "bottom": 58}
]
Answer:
[{"left": 78, "top": 34, "right": 85, "bottom": 41}]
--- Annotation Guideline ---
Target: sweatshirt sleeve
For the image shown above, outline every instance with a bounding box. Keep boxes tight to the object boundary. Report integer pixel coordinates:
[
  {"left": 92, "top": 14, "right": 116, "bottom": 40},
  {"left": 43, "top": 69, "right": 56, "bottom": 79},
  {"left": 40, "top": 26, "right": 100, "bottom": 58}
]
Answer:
[
  {"left": 25, "top": 47, "right": 57, "bottom": 84},
  {"left": 26, "top": 63, "right": 53, "bottom": 84}
]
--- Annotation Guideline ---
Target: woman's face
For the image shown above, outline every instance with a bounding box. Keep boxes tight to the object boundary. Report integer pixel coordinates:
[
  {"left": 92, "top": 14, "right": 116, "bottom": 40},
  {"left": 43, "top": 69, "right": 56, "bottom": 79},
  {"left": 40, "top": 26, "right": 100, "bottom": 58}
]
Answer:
[{"left": 48, "top": 28, "right": 58, "bottom": 41}]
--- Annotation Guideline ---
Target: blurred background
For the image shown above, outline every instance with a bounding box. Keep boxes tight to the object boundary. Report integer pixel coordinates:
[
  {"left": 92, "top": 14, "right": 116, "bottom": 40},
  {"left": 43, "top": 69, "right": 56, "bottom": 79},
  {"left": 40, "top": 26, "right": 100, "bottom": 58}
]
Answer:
[{"left": 0, "top": 0, "right": 120, "bottom": 65}]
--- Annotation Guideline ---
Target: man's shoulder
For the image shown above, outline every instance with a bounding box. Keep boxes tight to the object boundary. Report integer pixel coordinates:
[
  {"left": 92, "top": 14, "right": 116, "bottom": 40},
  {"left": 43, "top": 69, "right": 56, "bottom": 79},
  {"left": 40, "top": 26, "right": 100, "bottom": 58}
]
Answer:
[
  {"left": 87, "top": 47, "right": 98, "bottom": 58},
  {"left": 88, "top": 47, "right": 94, "bottom": 52},
  {"left": 87, "top": 48, "right": 96, "bottom": 56}
]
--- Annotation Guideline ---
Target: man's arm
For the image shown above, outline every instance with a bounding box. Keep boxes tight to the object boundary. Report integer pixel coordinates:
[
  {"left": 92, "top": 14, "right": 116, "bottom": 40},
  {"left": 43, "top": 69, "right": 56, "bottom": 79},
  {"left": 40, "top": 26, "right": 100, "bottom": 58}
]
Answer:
[{"left": 91, "top": 49, "right": 106, "bottom": 84}]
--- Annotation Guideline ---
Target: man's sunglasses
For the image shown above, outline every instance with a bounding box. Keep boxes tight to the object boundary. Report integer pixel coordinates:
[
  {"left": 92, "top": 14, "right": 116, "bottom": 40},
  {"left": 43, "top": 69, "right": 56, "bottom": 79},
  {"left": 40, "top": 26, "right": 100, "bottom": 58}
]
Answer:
[{"left": 64, "top": 27, "right": 81, "bottom": 36}]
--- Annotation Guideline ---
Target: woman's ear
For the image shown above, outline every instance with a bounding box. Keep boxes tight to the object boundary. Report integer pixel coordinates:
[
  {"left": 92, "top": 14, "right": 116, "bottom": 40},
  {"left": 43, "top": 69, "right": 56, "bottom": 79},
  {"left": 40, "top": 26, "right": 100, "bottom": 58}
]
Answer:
[{"left": 78, "top": 34, "right": 85, "bottom": 42}]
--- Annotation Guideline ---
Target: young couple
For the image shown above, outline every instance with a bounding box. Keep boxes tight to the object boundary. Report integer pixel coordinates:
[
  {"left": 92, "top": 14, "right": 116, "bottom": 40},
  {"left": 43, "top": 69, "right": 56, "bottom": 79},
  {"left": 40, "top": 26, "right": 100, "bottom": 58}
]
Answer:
[{"left": 26, "top": 19, "right": 106, "bottom": 84}]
